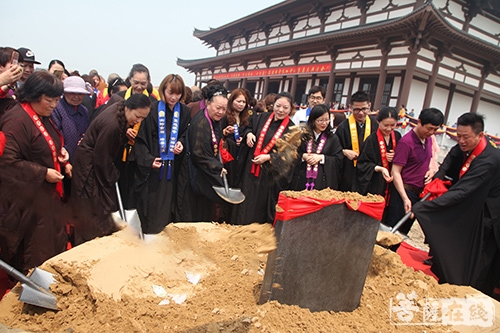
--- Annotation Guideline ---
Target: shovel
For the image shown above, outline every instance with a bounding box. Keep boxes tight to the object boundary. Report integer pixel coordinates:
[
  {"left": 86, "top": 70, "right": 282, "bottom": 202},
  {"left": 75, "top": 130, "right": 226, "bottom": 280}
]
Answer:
[
  {"left": 0, "top": 259, "right": 59, "bottom": 311},
  {"left": 115, "top": 182, "right": 144, "bottom": 240},
  {"left": 212, "top": 155, "right": 245, "bottom": 204},
  {"left": 379, "top": 192, "right": 431, "bottom": 234}
]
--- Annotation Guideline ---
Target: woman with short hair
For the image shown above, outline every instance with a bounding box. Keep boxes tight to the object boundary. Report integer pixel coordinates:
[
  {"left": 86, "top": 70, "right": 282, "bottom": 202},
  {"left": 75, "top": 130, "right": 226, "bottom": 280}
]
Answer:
[{"left": 0, "top": 71, "right": 68, "bottom": 273}]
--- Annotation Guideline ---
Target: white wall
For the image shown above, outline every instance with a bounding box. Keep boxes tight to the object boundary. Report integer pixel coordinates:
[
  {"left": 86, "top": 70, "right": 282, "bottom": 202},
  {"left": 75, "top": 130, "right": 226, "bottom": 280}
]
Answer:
[
  {"left": 448, "top": 92, "right": 473, "bottom": 126},
  {"left": 407, "top": 79, "right": 427, "bottom": 114},
  {"left": 478, "top": 100, "right": 500, "bottom": 136},
  {"left": 430, "top": 85, "right": 449, "bottom": 117}
]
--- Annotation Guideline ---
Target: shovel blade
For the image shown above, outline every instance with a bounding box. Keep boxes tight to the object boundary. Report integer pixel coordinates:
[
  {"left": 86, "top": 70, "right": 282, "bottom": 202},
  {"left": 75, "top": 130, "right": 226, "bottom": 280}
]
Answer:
[
  {"left": 125, "top": 209, "right": 144, "bottom": 240},
  {"left": 378, "top": 223, "right": 392, "bottom": 232},
  {"left": 213, "top": 186, "right": 245, "bottom": 204},
  {"left": 29, "top": 267, "right": 56, "bottom": 290},
  {"left": 19, "top": 283, "right": 59, "bottom": 311}
]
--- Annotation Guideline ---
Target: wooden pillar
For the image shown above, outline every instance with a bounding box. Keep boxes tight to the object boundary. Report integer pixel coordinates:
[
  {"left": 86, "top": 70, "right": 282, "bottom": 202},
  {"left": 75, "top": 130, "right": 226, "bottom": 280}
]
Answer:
[
  {"left": 423, "top": 48, "right": 444, "bottom": 109},
  {"left": 224, "top": 80, "right": 229, "bottom": 89},
  {"left": 470, "top": 66, "right": 490, "bottom": 113},
  {"left": 346, "top": 72, "right": 357, "bottom": 106},
  {"left": 443, "top": 83, "right": 456, "bottom": 125},
  {"left": 373, "top": 44, "right": 390, "bottom": 110},
  {"left": 325, "top": 48, "right": 339, "bottom": 105},
  {"left": 290, "top": 75, "right": 298, "bottom": 100},
  {"left": 262, "top": 77, "right": 270, "bottom": 97},
  {"left": 241, "top": 78, "right": 247, "bottom": 89},
  {"left": 398, "top": 46, "right": 419, "bottom": 109}
]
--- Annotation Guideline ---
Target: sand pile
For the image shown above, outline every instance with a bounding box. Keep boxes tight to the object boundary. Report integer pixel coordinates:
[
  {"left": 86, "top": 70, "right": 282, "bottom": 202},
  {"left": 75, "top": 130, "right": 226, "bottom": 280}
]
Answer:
[{"left": 0, "top": 222, "right": 497, "bottom": 333}]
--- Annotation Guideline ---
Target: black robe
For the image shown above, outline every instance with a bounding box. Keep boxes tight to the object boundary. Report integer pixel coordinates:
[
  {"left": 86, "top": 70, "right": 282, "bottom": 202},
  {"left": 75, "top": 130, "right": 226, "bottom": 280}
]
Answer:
[
  {"left": 335, "top": 117, "right": 378, "bottom": 191},
  {"left": 0, "top": 103, "right": 67, "bottom": 273},
  {"left": 71, "top": 103, "right": 125, "bottom": 244},
  {"left": 176, "top": 109, "right": 224, "bottom": 222},
  {"left": 353, "top": 130, "right": 402, "bottom": 196},
  {"left": 291, "top": 131, "right": 343, "bottom": 191},
  {"left": 220, "top": 115, "right": 251, "bottom": 188},
  {"left": 134, "top": 101, "right": 190, "bottom": 234},
  {"left": 413, "top": 142, "right": 500, "bottom": 297},
  {"left": 232, "top": 112, "right": 295, "bottom": 225}
]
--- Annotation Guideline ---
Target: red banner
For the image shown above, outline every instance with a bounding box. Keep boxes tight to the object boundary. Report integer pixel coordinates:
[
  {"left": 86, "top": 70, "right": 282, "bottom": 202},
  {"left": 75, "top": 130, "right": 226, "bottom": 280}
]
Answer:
[{"left": 213, "top": 63, "right": 332, "bottom": 80}]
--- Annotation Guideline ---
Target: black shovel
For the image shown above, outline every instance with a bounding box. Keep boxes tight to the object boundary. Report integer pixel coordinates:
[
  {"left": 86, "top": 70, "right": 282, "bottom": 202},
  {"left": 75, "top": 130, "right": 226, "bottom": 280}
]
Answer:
[
  {"left": 0, "top": 259, "right": 59, "bottom": 310},
  {"left": 212, "top": 155, "right": 245, "bottom": 204}
]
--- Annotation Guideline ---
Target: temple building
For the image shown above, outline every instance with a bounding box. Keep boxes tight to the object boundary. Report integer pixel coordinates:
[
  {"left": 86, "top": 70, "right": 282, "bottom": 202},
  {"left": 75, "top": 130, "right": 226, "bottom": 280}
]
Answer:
[{"left": 178, "top": 0, "right": 500, "bottom": 134}]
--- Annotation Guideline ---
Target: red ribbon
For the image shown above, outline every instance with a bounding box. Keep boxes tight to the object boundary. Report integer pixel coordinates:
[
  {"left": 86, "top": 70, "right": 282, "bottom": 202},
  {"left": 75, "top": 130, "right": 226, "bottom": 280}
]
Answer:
[
  {"left": 459, "top": 137, "right": 487, "bottom": 179},
  {"left": 250, "top": 113, "right": 290, "bottom": 177},
  {"left": 21, "top": 103, "right": 64, "bottom": 198}
]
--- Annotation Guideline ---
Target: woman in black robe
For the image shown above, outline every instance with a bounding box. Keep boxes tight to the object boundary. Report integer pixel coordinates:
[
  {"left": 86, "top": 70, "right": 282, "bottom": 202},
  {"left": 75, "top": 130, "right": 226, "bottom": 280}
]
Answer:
[
  {"left": 232, "top": 92, "right": 296, "bottom": 225},
  {"left": 71, "top": 94, "right": 151, "bottom": 244},
  {"left": 134, "top": 74, "right": 190, "bottom": 234},
  {"left": 176, "top": 84, "right": 228, "bottom": 222},
  {"left": 220, "top": 88, "right": 252, "bottom": 187},
  {"left": 291, "top": 104, "right": 343, "bottom": 191},
  {"left": 0, "top": 71, "right": 68, "bottom": 273},
  {"left": 353, "top": 106, "right": 401, "bottom": 198}
]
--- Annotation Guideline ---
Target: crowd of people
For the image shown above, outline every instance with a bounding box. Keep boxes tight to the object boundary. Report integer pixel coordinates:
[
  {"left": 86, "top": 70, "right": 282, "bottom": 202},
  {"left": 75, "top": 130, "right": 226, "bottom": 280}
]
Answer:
[{"left": 0, "top": 46, "right": 498, "bottom": 300}]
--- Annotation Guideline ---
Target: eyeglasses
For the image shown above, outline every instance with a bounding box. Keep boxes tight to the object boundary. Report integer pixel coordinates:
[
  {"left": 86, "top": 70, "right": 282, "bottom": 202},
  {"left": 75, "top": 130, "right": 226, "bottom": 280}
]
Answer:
[
  {"left": 352, "top": 107, "right": 370, "bottom": 113},
  {"left": 309, "top": 95, "right": 324, "bottom": 101},
  {"left": 315, "top": 118, "right": 330, "bottom": 124}
]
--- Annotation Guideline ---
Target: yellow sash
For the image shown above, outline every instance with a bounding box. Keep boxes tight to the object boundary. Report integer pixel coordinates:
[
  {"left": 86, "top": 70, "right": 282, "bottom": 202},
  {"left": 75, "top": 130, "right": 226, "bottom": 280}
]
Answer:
[
  {"left": 348, "top": 114, "right": 371, "bottom": 166},
  {"left": 121, "top": 87, "right": 151, "bottom": 161}
]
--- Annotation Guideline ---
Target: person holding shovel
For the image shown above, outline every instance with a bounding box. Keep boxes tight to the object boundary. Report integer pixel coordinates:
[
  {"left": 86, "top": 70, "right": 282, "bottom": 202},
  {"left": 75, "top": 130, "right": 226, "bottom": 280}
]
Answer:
[
  {"left": 413, "top": 113, "right": 500, "bottom": 300},
  {"left": 384, "top": 108, "right": 444, "bottom": 236},
  {"left": 176, "top": 84, "right": 229, "bottom": 222}
]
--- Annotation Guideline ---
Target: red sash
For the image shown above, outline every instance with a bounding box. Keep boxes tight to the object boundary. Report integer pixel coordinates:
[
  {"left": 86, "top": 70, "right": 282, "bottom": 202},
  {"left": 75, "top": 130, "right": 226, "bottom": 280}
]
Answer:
[
  {"left": 376, "top": 129, "right": 396, "bottom": 170},
  {"left": 459, "top": 137, "right": 487, "bottom": 179},
  {"left": 21, "top": 103, "right": 64, "bottom": 198},
  {"left": 251, "top": 113, "right": 290, "bottom": 177},
  {"left": 376, "top": 129, "right": 396, "bottom": 205}
]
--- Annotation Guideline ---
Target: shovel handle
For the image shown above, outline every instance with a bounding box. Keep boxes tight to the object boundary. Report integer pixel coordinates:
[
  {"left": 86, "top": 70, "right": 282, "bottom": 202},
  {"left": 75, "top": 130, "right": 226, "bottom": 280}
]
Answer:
[
  {"left": 0, "top": 258, "right": 44, "bottom": 291},
  {"left": 391, "top": 192, "right": 431, "bottom": 234}
]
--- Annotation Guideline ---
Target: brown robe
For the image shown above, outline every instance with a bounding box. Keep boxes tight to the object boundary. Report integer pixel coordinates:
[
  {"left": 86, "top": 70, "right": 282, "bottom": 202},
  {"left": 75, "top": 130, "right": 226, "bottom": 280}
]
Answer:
[
  {"left": 0, "top": 103, "right": 67, "bottom": 273},
  {"left": 71, "top": 102, "right": 125, "bottom": 244}
]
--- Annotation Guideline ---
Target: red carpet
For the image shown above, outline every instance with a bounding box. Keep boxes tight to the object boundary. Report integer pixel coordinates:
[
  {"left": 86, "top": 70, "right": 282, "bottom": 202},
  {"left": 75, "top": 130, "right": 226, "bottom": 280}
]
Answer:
[{"left": 396, "top": 241, "right": 438, "bottom": 280}]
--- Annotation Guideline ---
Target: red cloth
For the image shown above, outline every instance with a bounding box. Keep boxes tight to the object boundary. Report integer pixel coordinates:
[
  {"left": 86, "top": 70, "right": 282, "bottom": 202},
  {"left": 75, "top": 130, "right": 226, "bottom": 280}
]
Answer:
[
  {"left": 219, "top": 139, "right": 234, "bottom": 164},
  {"left": 420, "top": 178, "right": 452, "bottom": 200},
  {"left": 396, "top": 242, "right": 437, "bottom": 280},
  {"left": 0, "top": 131, "right": 5, "bottom": 156},
  {"left": 274, "top": 193, "right": 385, "bottom": 224},
  {"left": 0, "top": 270, "right": 10, "bottom": 300},
  {"left": 345, "top": 198, "right": 385, "bottom": 221}
]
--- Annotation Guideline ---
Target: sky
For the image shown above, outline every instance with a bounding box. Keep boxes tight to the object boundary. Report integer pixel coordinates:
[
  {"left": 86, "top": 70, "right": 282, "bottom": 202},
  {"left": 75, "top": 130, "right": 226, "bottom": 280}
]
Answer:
[{"left": 1, "top": 0, "right": 283, "bottom": 86}]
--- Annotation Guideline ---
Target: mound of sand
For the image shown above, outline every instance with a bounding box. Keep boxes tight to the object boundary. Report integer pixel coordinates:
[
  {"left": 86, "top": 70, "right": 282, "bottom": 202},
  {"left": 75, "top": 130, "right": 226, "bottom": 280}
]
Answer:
[{"left": 0, "top": 223, "right": 497, "bottom": 333}]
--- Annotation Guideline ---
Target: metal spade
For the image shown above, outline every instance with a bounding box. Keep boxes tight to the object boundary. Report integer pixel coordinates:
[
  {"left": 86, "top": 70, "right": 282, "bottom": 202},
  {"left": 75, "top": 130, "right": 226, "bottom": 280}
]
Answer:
[
  {"left": 213, "top": 171, "right": 246, "bottom": 204},
  {"left": 212, "top": 154, "right": 245, "bottom": 204},
  {"left": 0, "top": 259, "right": 59, "bottom": 311}
]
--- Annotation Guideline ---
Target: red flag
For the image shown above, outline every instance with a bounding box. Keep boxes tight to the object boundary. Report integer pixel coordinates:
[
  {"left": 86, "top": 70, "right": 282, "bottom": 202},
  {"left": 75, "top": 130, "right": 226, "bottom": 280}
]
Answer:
[
  {"left": 219, "top": 138, "right": 234, "bottom": 164},
  {"left": 420, "top": 178, "right": 452, "bottom": 200}
]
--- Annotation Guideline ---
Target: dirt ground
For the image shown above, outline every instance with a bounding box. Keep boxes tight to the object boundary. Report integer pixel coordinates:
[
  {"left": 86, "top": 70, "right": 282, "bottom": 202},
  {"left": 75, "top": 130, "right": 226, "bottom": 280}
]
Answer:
[{"left": 0, "top": 221, "right": 497, "bottom": 333}]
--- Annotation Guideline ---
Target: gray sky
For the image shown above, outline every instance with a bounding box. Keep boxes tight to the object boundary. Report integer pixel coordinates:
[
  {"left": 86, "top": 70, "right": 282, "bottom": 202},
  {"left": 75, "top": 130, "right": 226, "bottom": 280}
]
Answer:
[{"left": 1, "top": 0, "right": 283, "bottom": 86}]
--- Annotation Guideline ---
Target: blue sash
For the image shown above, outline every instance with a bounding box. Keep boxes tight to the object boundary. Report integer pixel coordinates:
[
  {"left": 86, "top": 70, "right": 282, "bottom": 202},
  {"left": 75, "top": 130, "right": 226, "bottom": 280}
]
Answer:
[
  {"left": 233, "top": 124, "right": 240, "bottom": 140},
  {"left": 158, "top": 101, "right": 180, "bottom": 180},
  {"left": 305, "top": 106, "right": 311, "bottom": 118}
]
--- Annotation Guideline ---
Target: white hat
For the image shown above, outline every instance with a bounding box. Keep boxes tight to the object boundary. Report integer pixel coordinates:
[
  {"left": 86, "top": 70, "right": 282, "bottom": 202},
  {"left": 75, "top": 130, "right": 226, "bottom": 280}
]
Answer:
[{"left": 63, "top": 76, "right": 92, "bottom": 95}]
